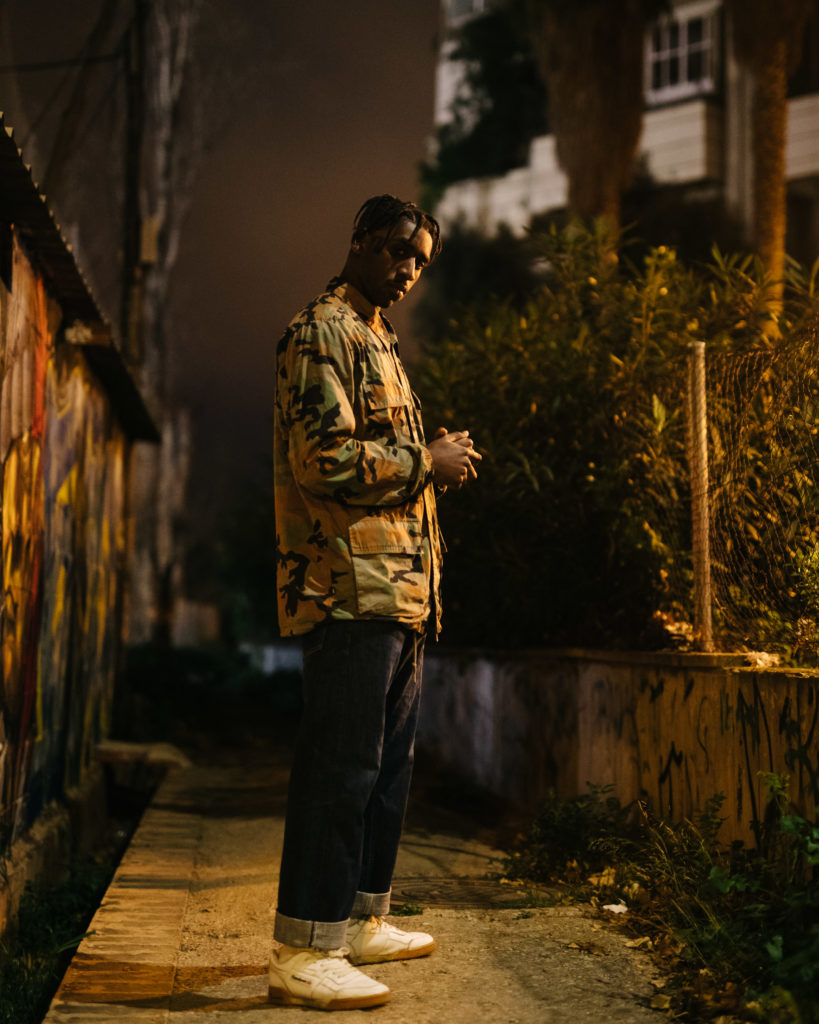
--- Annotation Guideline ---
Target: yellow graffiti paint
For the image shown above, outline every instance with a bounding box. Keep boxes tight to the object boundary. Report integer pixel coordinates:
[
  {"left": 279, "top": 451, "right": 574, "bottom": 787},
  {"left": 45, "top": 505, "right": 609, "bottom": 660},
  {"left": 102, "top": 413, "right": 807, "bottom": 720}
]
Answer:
[{"left": 51, "top": 564, "right": 66, "bottom": 637}]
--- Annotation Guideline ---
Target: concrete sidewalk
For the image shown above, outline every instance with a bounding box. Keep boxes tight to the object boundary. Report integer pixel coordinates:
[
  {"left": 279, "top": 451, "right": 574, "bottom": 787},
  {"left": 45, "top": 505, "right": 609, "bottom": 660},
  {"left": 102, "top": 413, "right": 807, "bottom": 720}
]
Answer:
[{"left": 43, "top": 748, "right": 663, "bottom": 1023}]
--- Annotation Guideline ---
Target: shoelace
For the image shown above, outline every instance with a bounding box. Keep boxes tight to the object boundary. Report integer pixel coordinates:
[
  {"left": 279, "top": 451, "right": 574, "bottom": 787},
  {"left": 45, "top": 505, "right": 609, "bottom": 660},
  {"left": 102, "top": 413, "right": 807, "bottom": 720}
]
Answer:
[
  {"left": 370, "top": 917, "right": 399, "bottom": 935},
  {"left": 361, "top": 915, "right": 387, "bottom": 931},
  {"left": 311, "top": 949, "right": 358, "bottom": 977}
]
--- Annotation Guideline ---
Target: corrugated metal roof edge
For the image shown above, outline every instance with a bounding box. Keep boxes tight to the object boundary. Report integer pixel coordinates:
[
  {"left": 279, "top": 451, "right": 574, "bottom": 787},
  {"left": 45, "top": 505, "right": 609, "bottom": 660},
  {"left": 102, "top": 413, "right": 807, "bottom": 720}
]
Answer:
[
  {"left": 0, "top": 111, "right": 104, "bottom": 323},
  {"left": 0, "top": 112, "right": 159, "bottom": 443}
]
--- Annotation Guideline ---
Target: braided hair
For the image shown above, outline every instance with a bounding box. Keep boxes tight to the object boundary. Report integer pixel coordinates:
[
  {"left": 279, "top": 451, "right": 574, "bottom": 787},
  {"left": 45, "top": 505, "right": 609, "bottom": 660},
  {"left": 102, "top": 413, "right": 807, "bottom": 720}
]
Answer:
[{"left": 351, "top": 194, "right": 442, "bottom": 262}]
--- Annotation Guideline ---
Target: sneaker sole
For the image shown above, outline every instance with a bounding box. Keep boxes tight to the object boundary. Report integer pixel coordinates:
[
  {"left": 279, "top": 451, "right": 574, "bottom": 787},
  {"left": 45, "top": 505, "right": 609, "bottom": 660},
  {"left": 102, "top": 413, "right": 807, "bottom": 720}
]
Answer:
[
  {"left": 348, "top": 939, "right": 437, "bottom": 966},
  {"left": 268, "top": 984, "right": 391, "bottom": 1010}
]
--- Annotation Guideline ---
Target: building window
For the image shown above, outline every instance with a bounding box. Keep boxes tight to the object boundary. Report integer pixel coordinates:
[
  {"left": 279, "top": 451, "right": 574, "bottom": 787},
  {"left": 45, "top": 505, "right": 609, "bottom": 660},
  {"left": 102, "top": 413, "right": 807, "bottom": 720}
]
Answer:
[
  {"left": 646, "top": 2, "right": 720, "bottom": 105},
  {"left": 445, "top": 0, "right": 487, "bottom": 25},
  {"left": 788, "top": 0, "right": 819, "bottom": 97}
]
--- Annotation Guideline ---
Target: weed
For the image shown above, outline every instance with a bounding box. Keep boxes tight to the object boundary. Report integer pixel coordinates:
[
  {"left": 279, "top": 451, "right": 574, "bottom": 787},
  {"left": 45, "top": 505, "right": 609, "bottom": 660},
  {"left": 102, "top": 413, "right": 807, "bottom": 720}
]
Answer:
[
  {"left": 504, "top": 776, "right": 819, "bottom": 1022},
  {"left": 391, "top": 901, "right": 424, "bottom": 917},
  {"left": 0, "top": 858, "right": 115, "bottom": 1024},
  {"left": 502, "top": 784, "right": 637, "bottom": 883}
]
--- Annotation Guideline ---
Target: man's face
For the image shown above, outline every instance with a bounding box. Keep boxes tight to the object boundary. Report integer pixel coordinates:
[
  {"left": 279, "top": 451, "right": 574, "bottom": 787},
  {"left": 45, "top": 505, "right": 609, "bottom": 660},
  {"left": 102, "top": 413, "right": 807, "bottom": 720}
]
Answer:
[{"left": 351, "top": 219, "right": 433, "bottom": 309}]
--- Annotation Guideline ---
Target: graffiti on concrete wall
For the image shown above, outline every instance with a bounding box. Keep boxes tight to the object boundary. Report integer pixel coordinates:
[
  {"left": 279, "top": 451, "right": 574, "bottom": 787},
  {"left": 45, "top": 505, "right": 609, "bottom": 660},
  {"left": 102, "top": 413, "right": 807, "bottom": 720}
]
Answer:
[
  {"left": 420, "top": 652, "right": 819, "bottom": 847},
  {"left": 579, "top": 661, "right": 819, "bottom": 845},
  {"left": 0, "top": 236, "right": 127, "bottom": 849},
  {"left": 1, "top": 239, "right": 49, "bottom": 844}
]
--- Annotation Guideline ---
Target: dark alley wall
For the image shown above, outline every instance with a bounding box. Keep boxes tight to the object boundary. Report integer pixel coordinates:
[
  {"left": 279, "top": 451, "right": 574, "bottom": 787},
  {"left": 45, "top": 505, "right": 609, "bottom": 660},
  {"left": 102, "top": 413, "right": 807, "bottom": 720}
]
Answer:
[{"left": 1, "top": 233, "right": 128, "bottom": 854}]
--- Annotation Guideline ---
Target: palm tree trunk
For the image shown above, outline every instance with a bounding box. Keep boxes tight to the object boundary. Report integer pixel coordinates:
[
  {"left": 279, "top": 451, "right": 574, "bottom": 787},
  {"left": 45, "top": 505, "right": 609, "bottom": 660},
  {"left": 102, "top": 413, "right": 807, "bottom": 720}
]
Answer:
[
  {"left": 726, "top": 0, "right": 812, "bottom": 307},
  {"left": 526, "top": 0, "right": 666, "bottom": 235},
  {"left": 752, "top": 39, "right": 789, "bottom": 302}
]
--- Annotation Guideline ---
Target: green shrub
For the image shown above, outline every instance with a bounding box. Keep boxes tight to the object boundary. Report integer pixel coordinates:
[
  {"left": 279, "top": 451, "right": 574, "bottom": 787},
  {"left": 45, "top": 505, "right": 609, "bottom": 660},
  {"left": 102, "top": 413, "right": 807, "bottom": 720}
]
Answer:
[{"left": 418, "top": 221, "right": 819, "bottom": 653}]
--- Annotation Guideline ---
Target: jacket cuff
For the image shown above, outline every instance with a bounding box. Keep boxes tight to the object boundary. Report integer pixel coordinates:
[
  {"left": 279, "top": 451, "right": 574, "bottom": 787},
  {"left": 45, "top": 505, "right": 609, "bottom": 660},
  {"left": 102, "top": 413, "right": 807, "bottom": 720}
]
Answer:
[{"left": 421, "top": 444, "right": 435, "bottom": 485}]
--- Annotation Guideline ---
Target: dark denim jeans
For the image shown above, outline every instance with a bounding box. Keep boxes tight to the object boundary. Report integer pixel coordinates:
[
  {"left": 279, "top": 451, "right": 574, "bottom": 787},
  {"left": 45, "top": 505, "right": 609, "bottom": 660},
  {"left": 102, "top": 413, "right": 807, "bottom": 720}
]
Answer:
[{"left": 274, "top": 619, "right": 425, "bottom": 950}]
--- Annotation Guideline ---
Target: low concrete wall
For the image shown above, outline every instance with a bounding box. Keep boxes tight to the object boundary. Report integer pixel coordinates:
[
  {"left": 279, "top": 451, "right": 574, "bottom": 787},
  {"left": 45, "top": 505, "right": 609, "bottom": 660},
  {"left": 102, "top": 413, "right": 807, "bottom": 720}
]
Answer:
[{"left": 418, "top": 649, "right": 819, "bottom": 845}]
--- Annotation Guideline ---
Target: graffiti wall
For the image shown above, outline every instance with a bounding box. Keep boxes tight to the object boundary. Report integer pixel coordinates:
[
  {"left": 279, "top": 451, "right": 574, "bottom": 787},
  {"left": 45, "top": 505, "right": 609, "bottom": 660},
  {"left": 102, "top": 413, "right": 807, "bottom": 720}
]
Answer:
[
  {"left": 420, "top": 650, "right": 819, "bottom": 846},
  {"left": 0, "top": 235, "right": 128, "bottom": 851}
]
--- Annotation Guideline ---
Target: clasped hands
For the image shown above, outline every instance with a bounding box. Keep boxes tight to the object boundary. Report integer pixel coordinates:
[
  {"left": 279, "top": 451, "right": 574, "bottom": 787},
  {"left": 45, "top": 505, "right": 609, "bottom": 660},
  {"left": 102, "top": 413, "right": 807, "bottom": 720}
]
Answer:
[{"left": 427, "top": 427, "right": 482, "bottom": 489}]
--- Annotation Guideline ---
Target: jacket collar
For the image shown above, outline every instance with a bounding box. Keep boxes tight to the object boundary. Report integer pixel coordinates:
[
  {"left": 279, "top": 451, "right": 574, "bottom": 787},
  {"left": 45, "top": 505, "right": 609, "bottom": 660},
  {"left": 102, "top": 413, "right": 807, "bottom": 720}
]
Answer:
[{"left": 327, "top": 277, "right": 395, "bottom": 340}]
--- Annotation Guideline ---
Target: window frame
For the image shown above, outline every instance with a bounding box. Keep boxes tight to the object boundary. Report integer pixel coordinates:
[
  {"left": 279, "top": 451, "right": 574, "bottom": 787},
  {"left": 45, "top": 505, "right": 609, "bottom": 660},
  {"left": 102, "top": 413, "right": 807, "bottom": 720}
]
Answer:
[{"left": 645, "top": 0, "right": 722, "bottom": 106}]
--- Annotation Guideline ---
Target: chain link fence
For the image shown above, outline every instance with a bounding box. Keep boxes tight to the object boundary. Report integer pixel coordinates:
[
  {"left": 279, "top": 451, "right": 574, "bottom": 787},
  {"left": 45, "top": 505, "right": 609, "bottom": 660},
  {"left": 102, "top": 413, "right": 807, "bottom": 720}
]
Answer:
[{"left": 684, "top": 325, "right": 819, "bottom": 658}]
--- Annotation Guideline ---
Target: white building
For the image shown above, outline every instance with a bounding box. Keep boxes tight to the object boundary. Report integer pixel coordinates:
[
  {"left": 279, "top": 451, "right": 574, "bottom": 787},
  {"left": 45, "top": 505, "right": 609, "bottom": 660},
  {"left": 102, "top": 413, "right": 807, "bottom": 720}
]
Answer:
[{"left": 433, "top": 0, "right": 819, "bottom": 261}]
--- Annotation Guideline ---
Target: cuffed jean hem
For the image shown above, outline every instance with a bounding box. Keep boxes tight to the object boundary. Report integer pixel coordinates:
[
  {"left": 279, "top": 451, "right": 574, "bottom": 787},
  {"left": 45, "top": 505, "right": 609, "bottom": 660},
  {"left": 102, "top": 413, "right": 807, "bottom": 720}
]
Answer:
[
  {"left": 273, "top": 910, "right": 348, "bottom": 951},
  {"left": 350, "top": 889, "right": 391, "bottom": 919}
]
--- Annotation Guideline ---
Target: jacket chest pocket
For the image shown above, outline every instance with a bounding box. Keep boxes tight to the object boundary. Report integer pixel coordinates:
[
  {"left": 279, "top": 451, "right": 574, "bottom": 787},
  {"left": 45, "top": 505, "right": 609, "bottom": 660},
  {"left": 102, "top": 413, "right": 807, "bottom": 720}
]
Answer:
[
  {"left": 361, "top": 380, "right": 413, "bottom": 444},
  {"left": 348, "top": 517, "right": 430, "bottom": 619}
]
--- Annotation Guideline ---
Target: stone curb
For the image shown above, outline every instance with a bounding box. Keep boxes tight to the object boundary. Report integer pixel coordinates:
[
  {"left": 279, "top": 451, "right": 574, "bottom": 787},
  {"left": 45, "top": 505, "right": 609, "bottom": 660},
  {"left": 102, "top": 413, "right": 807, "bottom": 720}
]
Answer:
[{"left": 43, "top": 767, "right": 200, "bottom": 1023}]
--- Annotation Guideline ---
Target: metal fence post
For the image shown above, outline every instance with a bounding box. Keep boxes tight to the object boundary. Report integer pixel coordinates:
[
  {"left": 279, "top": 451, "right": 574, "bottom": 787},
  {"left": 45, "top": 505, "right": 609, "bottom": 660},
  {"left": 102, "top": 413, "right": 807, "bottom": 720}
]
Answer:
[{"left": 685, "top": 341, "right": 714, "bottom": 651}]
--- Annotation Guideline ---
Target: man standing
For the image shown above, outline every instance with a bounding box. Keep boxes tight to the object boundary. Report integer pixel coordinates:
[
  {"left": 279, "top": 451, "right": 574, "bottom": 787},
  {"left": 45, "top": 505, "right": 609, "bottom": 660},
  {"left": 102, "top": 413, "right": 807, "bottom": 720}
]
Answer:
[{"left": 270, "top": 195, "right": 480, "bottom": 1010}]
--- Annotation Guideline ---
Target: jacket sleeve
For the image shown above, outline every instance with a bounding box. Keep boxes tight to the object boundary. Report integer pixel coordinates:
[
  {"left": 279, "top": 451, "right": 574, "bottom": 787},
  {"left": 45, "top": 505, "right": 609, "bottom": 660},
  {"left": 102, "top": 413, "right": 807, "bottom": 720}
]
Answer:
[{"left": 281, "top": 320, "right": 433, "bottom": 507}]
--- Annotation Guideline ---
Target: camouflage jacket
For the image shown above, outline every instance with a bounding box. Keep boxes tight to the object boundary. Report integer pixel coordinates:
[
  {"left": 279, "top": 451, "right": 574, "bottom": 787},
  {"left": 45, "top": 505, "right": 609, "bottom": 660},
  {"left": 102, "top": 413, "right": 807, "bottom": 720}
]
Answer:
[{"left": 274, "top": 279, "right": 443, "bottom": 637}]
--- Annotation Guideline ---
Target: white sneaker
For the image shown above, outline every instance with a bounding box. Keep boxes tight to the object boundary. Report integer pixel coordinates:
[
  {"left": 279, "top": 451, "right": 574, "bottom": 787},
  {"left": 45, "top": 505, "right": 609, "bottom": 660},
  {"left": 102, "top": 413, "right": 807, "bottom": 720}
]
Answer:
[
  {"left": 268, "top": 945, "right": 391, "bottom": 1010},
  {"left": 346, "top": 916, "right": 436, "bottom": 965}
]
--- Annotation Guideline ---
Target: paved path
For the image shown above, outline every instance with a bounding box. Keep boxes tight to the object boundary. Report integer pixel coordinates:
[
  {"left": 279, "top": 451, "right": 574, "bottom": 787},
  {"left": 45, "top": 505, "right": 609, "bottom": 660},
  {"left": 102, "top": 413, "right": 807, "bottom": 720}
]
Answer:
[{"left": 43, "top": 748, "right": 663, "bottom": 1023}]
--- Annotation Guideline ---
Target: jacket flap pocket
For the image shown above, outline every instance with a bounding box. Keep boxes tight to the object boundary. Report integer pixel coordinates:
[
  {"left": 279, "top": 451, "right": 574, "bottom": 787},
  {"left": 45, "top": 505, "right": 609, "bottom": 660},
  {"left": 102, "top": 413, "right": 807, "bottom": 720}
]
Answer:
[
  {"left": 365, "top": 381, "right": 406, "bottom": 410},
  {"left": 348, "top": 518, "right": 424, "bottom": 555}
]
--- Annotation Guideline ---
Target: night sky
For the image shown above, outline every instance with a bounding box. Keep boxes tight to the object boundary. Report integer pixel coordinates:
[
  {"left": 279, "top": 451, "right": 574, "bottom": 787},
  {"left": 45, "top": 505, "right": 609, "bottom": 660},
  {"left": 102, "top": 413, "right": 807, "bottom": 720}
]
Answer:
[
  {"left": 3, "top": 0, "right": 443, "bottom": 515},
  {"left": 171, "top": 0, "right": 442, "bottom": 506}
]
